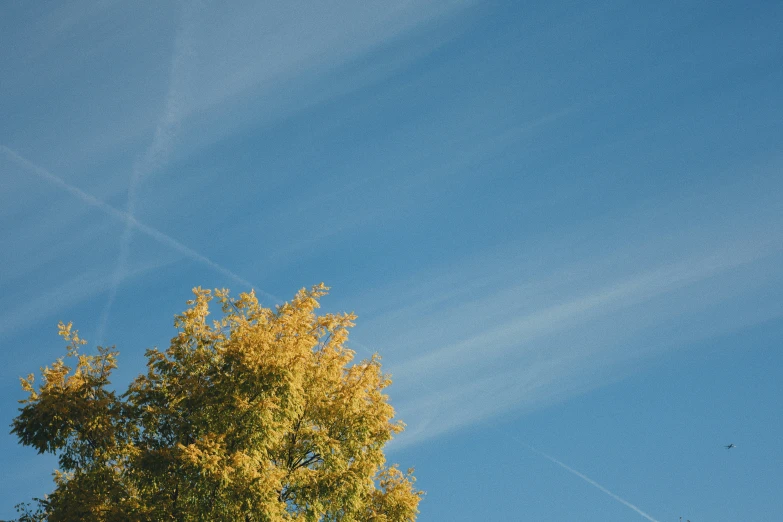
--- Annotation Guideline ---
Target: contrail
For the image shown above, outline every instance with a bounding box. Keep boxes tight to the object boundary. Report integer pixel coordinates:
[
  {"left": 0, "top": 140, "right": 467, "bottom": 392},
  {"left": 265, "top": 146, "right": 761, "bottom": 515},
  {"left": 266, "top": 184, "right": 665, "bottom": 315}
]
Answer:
[
  {"left": 2, "top": 146, "right": 269, "bottom": 297},
  {"left": 0, "top": 259, "right": 178, "bottom": 338},
  {"left": 512, "top": 437, "right": 661, "bottom": 522},
  {"left": 98, "top": 6, "right": 197, "bottom": 342}
]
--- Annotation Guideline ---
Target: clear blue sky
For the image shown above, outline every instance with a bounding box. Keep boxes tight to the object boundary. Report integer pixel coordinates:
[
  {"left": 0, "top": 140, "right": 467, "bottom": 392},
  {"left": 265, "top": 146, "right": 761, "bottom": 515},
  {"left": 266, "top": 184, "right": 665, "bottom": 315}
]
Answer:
[{"left": 2, "top": 1, "right": 782, "bottom": 520}]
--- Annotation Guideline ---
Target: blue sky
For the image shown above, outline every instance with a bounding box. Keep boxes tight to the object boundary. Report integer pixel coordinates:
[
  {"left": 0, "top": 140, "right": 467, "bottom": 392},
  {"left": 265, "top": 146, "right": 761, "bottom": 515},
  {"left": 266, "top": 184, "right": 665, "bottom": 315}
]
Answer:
[{"left": 1, "top": 1, "right": 782, "bottom": 520}]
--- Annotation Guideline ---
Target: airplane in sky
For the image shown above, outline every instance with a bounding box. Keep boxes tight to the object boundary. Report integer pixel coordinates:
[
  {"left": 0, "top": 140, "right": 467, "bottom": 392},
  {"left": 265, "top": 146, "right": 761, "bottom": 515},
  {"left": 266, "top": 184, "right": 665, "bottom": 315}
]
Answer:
[{"left": 724, "top": 443, "right": 736, "bottom": 449}]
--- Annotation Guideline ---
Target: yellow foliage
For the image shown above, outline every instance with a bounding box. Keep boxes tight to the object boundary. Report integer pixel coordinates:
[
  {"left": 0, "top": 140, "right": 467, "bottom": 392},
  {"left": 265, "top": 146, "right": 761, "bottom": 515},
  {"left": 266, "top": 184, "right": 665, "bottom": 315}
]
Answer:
[{"left": 11, "top": 284, "right": 422, "bottom": 521}]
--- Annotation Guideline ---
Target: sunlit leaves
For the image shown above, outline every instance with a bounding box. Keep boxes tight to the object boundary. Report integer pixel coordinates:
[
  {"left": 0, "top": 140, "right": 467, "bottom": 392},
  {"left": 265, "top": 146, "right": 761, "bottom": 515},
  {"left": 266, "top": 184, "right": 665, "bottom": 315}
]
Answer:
[{"left": 11, "top": 284, "right": 422, "bottom": 521}]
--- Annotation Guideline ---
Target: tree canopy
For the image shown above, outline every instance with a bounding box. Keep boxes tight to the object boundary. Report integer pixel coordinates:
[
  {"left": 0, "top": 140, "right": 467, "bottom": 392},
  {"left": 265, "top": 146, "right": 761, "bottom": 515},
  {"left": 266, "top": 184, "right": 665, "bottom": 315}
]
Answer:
[{"left": 10, "top": 284, "right": 421, "bottom": 521}]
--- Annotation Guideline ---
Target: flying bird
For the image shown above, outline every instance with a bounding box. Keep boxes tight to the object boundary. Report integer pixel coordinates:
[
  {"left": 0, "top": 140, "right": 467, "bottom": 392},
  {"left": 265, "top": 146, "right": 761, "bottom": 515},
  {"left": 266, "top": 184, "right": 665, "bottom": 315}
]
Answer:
[{"left": 724, "top": 443, "right": 735, "bottom": 449}]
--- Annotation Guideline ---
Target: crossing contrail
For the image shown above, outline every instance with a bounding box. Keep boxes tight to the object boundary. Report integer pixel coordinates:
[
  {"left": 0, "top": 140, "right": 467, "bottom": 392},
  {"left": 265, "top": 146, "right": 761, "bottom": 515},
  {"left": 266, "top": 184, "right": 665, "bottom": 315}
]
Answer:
[
  {"left": 96, "top": 5, "right": 199, "bottom": 342},
  {"left": 2, "top": 145, "right": 268, "bottom": 297},
  {"left": 513, "top": 437, "right": 661, "bottom": 522}
]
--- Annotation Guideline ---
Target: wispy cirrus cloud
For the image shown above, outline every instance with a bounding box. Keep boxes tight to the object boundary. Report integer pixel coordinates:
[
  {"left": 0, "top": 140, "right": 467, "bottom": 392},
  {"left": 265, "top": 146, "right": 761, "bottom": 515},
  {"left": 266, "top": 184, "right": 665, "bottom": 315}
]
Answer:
[
  {"left": 175, "top": 0, "right": 475, "bottom": 117},
  {"left": 381, "top": 180, "right": 783, "bottom": 447},
  {"left": 98, "top": 4, "right": 199, "bottom": 342},
  {"left": 1, "top": 146, "right": 267, "bottom": 296},
  {"left": 393, "top": 238, "right": 778, "bottom": 386},
  {"left": 0, "top": 258, "right": 178, "bottom": 342},
  {"left": 392, "top": 245, "right": 783, "bottom": 446},
  {"left": 136, "top": 0, "right": 478, "bottom": 165},
  {"left": 94, "top": 0, "right": 478, "bottom": 336}
]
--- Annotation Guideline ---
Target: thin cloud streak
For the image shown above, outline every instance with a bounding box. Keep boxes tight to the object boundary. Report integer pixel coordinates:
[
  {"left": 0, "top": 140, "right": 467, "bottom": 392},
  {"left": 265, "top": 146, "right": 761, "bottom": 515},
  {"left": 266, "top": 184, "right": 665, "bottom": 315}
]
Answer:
[
  {"left": 0, "top": 258, "right": 177, "bottom": 339},
  {"left": 393, "top": 292, "right": 783, "bottom": 449},
  {"left": 177, "top": 0, "right": 475, "bottom": 119},
  {"left": 98, "top": 7, "right": 196, "bottom": 342},
  {"left": 386, "top": 218, "right": 783, "bottom": 447},
  {"left": 135, "top": 0, "right": 478, "bottom": 168},
  {"left": 97, "top": 0, "right": 472, "bottom": 310},
  {"left": 1, "top": 146, "right": 268, "bottom": 297},
  {"left": 516, "top": 439, "right": 661, "bottom": 522},
  {"left": 391, "top": 238, "right": 780, "bottom": 386}
]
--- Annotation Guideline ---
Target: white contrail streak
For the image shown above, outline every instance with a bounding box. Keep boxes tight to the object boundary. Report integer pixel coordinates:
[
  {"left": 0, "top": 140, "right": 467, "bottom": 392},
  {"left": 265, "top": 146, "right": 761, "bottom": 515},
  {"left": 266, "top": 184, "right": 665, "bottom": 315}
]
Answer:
[
  {"left": 0, "top": 259, "right": 178, "bottom": 337},
  {"left": 514, "top": 438, "right": 661, "bottom": 522},
  {"left": 98, "top": 8, "right": 197, "bottom": 341},
  {"left": 1, "top": 145, "right": 262, "bottom": 293}
]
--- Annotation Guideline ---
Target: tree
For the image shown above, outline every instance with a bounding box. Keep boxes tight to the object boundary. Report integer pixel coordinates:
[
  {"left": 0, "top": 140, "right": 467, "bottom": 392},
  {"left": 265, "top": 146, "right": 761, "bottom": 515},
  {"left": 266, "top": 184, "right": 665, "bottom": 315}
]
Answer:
[{"left": 10, "top": 284, "right": 422, "bottom": 521}]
